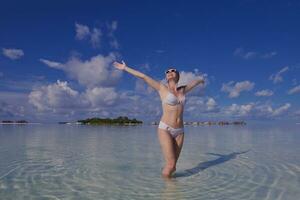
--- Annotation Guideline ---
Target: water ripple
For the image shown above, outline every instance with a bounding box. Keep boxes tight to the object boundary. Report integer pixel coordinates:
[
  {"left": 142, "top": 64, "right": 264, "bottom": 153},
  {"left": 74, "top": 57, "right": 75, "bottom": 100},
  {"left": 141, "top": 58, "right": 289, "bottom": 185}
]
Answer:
[{"left": 0, "top": 124, "right": 299, "bottom": 199}]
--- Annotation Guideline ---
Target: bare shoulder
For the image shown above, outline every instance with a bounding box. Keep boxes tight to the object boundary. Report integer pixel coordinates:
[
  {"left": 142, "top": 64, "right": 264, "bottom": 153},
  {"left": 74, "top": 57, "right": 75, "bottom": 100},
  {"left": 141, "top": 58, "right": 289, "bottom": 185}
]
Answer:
[{"left": 160, "top": 83, "right": 168, "bottom": 90}]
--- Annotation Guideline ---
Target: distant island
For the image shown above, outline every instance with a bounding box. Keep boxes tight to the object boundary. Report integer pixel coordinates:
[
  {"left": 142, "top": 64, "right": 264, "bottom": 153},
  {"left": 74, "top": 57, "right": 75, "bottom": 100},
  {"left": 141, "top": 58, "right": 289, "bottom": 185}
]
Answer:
[
  {"left": 1, "top": 120, "right": 29, "bottom": 124},
  {"left": 77, "top": 116, "right": 143, "bottom": 125}
]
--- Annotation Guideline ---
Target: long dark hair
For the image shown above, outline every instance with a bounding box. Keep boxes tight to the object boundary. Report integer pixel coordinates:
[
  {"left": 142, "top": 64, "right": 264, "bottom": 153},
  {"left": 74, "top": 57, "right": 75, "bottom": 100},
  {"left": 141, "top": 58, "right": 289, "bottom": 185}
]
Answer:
[{"left": 175, "top": 70, "right": 180, "bottom": 83}]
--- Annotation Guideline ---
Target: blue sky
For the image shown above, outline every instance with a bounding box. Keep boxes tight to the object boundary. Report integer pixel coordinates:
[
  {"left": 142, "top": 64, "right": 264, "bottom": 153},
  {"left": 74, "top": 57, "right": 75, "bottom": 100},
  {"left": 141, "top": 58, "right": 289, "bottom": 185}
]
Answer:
[{"left": 0, "top": 0, "right": 300, "bottom": 123}]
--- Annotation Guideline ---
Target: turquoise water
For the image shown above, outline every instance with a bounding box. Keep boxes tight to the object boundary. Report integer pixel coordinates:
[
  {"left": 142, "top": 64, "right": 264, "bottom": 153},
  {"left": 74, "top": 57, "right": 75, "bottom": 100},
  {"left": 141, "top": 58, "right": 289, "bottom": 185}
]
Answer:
[{"left": 0, "top": 123, "right": 299, "bottom": 200}]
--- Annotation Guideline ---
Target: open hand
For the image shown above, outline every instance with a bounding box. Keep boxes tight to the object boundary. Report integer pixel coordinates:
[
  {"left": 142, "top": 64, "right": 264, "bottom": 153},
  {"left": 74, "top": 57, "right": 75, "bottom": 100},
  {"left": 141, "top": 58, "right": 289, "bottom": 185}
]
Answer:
[{"left": 113, "top": 60, "right": 126, "bottom": 70}]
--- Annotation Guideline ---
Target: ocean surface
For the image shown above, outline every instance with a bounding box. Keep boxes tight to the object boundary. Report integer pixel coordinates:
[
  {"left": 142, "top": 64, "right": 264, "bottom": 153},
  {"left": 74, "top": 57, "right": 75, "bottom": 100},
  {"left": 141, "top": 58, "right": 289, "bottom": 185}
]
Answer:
[{"left": 0, "top": 123, "right": 299, "bottom": 200}]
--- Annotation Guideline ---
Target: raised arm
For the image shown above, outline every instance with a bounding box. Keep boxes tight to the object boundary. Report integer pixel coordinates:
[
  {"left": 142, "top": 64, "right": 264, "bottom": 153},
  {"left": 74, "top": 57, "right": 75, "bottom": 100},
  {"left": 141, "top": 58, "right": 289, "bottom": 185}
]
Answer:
[
  {"left": 113, "top": 61, "right": 161, "bottom": 91},
  {"left": 184, "top": 77, "right": 205, "bottom": 94}
]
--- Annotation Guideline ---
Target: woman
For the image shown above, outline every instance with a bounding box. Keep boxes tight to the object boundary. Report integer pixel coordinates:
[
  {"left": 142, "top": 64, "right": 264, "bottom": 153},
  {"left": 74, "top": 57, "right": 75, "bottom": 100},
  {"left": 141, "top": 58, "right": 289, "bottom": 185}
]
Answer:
[{"left": 113, "top": 61, "right": 205, "bottom": 178}]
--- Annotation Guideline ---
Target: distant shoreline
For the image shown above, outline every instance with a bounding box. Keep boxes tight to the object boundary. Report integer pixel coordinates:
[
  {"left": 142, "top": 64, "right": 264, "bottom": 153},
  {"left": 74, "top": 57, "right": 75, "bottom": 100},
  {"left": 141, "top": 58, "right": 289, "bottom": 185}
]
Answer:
[
  {"left": 151, "top": 121, "right": 247, "bottom": 126},
  {"left": 2, "top": 120, "right": 298, "bottom": 126},
  {"left": 0, "top": 122, "right": 41, "bottom": 124}
]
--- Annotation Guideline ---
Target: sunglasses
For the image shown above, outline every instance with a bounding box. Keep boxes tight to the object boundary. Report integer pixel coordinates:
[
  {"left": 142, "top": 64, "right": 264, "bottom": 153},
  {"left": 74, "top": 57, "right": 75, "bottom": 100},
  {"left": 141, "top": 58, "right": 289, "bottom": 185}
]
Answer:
[{"left": 165, "top": 69, "right": 177, "bottom": 74}]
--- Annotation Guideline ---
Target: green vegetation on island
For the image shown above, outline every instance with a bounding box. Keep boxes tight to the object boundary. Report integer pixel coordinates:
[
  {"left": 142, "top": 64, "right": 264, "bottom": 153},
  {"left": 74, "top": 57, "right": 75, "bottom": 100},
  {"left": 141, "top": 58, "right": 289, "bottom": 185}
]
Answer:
[
  {"left": 77, "top": 116, "right": 143, "bottom": 125},
  {"left": 1, "top": 120, "right": 28, "bottom": 124}
]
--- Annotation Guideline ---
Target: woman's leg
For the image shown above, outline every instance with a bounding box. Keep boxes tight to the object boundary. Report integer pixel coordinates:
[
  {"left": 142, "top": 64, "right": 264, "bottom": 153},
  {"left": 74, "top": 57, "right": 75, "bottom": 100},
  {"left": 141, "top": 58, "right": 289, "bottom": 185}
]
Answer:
[
  {"left": 158, "top": 128, "right": 177, "bottom": 178},
  {"left": 174, "top": 133, "right": 184, "bottom": 164}
]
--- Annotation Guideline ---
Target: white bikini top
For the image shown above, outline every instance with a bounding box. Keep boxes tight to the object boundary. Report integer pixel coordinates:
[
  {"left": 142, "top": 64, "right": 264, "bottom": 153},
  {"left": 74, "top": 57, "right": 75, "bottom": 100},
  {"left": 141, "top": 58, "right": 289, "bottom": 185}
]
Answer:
[{"left": 162, "top": 91, "right": 186, "bottom": 106}]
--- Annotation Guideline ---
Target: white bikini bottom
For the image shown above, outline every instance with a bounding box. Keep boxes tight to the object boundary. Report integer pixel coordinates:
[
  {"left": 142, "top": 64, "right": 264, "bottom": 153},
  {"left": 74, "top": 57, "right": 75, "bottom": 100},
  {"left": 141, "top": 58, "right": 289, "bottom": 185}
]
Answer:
[{"left": 158, "top": 121, "right": 184, "bottom": 138}]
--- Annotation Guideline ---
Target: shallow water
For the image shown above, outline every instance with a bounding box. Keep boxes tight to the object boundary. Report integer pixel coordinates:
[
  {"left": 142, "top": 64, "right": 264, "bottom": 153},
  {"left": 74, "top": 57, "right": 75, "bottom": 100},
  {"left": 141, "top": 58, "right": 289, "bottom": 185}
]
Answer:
[{"left": 0, "top": 123, "right": 299, "bottom": 200}]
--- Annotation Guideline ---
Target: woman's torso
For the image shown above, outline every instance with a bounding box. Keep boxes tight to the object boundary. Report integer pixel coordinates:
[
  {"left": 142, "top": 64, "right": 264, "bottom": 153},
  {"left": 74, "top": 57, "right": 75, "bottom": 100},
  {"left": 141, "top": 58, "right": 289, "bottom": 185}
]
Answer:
[{"left": 159, "top": 84, "right": 186, "bottom": 128}]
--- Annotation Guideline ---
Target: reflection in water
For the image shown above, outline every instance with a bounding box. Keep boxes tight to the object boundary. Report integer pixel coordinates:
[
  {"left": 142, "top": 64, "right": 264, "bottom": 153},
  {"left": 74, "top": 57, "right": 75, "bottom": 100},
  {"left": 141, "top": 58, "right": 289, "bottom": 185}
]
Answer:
[
  {"left": 160, "top": 179, "right": 183, "bottom": 200},
  {"left": 174, "top": 150, "right": 250, "bottom": 178}
]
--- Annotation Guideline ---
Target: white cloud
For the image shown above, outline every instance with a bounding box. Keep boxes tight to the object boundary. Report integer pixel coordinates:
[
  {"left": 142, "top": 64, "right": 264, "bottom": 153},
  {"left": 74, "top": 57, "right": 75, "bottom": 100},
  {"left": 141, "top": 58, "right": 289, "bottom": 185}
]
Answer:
[
  {"left": 75, "top": 23, "right": 90, "bottom": 40},
  {"left": 271, "top": 103, "right": 291, "bottom": 116},
  {"left": 206, "top": 97, "right": 218, "bottom": 111},
  {"left": 1, "top": 88, "right": 117, "bottom": 121},
  {"left": 84, "top": 87, "right": 118, "bottom": 107},
  {"left": 75, "top": 21, "right": 120, "bottom": 49},
  {"left": 221, "top": 81, "right": 255, "bottom": 98},
  {"left": 244, "top": 52, "right": 257, "bottom": 59},
  {"left": 40, "top": 53, "right": 122, "bottom": 88},
  {"left": 255, "top": 103, "right": 291, "bottom": 117},
  {"left": 262, "top": 51, "right": 277, "bottom": 59},
  {"left": 32, "top": 21, "right": 124, "bottom": 119},
  {"left": 28, "top": 80, "right": 120, "bottom": 115},
  {"left": 39, "top": 59, "right": 64, "bottom": 69},
  {"left": 2, "top": 48, "right": 24, "bottom": 60},
  {"left": 223, "top": 102, "right": 291, "bottom": 118},
  {"left": 233, "top": 48, "right": 257, "bottom": 59},
  {"left": 269, "top": 66, "right": 289, "bottom": 84},
  {"left": 287, "top": 85, "right": 300, "bottom": 95},
  {"left": 255, "top": 89, "right": 274, "bottom": 97},
  {"left": 184, "top": 96, "right": 219, "bottom": 115},
  {"left": 75, "top": 23, "right": 101, "bottom": 48},
  {"left": 226, "top": 103, "right": 254, "bottom": 116},
  {"left": 107, "top": 20, "right": 119, "bottom": 49},
  {"left": 28, "top": 80, "right": 81, "bottom": 111},
  {"left": 234, "top": 48, "right": 277, "bottom": 60},
  {"left": 90, "top": 28, "right": 102, "bottom": 48}
]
